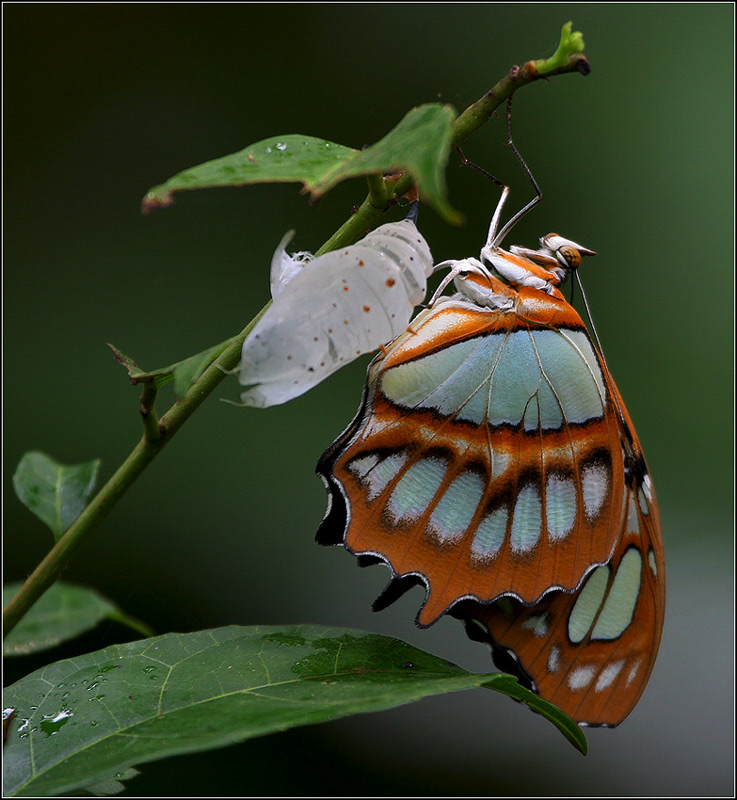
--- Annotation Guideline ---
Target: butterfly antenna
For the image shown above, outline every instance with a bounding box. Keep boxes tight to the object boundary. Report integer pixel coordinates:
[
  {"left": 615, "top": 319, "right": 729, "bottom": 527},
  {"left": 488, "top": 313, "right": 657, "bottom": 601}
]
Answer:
[
  {"left": 575, "top": 271, "right": 628, "bottom": 425},
  {"left": 574, "top": 272, "right": 602, "bottom": 351}
]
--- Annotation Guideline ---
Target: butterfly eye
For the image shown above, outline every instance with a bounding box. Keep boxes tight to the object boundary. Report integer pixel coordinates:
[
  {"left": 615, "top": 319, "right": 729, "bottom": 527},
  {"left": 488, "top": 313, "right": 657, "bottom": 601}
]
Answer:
[{"left": 556, "top": 244, "right": 582, "bottom": 270}]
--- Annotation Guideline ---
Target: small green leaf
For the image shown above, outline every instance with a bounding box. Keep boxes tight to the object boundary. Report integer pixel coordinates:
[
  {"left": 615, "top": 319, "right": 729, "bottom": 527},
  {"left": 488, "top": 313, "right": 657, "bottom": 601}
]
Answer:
[
  {"left": 142, "top": 136, "right": 358, "bottom": 212},
  {"left": 310, "top": 104, "right": 460, "bottom": 223},
  {"left": 536, "top": 21, "right": 587, "bottom": 75},
  {"left": 108, "top": 337, "right": 236, "bottom": 398},
  {"left": 2, "top": 625, "right": 585, "bottom": 796},
  {"left": 2, "top": 582, "right": 153, "bottom": 657},
  {"left": 13, "top": 452, "right": 101, "bottom": 541},
  {"left": 170, "top": 340, "right": 236, "bottom": 398}
]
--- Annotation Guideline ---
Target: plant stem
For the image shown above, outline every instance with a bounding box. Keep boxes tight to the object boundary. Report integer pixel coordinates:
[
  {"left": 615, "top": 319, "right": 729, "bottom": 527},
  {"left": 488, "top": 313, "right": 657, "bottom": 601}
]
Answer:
[
  {"left": 139, "top": 381, "right": 161, "bottom": 443},
  {"left": 3, "top": 328, "right": 253, "bottom": 636},
  {"left": 3, "top": 24, "right": 589, "bottom": 637}
]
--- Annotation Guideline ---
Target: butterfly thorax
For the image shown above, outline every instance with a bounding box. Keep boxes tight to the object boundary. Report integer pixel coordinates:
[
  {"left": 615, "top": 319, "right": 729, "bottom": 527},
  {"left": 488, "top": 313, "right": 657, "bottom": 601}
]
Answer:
[{"left": 452, "top": 231, "right": 596, "bottom": 330}]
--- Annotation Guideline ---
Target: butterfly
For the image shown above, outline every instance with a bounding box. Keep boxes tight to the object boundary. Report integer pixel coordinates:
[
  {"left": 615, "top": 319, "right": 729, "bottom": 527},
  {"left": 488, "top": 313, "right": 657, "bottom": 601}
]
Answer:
[
  {"left": 239, "top": 206, "right": 433, "bottom": 407},
  {"left": 316, "top": 185, "right": 665, "bottom": 727}
]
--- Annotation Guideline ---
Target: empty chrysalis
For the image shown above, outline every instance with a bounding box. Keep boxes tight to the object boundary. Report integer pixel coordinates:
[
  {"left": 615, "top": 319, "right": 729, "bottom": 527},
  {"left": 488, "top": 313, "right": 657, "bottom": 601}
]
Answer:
[{"left": 239, "top": 205, "right": 434, "bottom": 407}]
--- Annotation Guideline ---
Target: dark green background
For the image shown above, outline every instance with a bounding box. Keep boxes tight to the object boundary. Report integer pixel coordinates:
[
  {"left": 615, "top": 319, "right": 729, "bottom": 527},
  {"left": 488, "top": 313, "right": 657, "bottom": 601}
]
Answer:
[{"left": 4, "top": 3, "right": 733, "bottom": 796}]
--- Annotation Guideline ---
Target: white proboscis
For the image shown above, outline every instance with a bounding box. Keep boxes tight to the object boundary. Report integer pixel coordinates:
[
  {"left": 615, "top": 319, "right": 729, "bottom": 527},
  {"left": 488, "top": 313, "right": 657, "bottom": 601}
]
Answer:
[{"left": 239, "top": 218, "right": 434, "bottom": 407}]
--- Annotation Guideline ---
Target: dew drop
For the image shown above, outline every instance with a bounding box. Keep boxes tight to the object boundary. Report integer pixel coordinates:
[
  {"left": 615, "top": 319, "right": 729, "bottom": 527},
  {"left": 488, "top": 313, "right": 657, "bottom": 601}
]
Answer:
[{"left": 40, "top": 710, "right": 73, "bottom": 737}]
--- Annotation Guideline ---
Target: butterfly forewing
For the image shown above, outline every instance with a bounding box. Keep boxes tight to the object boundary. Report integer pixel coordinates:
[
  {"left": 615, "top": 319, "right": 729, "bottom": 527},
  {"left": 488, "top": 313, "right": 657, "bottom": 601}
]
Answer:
[{"left": 318, "top": 294, "right": 626, "bottom": 626}]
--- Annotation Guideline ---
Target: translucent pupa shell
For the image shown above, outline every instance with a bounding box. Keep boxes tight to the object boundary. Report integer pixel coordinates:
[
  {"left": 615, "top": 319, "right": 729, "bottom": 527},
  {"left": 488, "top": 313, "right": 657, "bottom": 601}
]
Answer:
[{"left": 239, "top": 216, "right": 434, "bottom": 407}]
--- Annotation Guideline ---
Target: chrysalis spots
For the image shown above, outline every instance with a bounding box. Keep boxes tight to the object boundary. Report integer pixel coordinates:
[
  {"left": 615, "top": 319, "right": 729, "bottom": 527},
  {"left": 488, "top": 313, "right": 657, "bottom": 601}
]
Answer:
[{"left": 239, "top": 218, "right": 433, "bottom": 407}]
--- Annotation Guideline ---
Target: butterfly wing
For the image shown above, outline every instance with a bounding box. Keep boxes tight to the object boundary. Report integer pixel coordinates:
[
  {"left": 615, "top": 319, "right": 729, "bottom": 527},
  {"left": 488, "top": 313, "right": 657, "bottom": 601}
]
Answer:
[
  {"left": 240, "top": 219, "right": 433, "bottom": 407},
  {"left": 455, "top": 421, "right": 665, "bottom": 727},
  {"left": 317, "top": 295, "right": 627, "bottom": 626}
]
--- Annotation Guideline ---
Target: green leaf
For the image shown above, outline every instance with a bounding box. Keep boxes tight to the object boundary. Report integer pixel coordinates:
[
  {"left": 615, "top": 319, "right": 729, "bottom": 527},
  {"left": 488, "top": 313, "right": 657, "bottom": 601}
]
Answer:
[
  {"left": 108, "top": 337, "right": 236, "bottom": 398},
  {"left": 479, "top": 673, "right": 586, "bottom": 754},
  {"left": 170, "top": 340, "right": 236, "bottom": 398},
  {"left": 141, "top": 105, "right": 459, "bottom": 222},
  {"left": 310, "top": 104, "right": 460, "bottom": 223},
  {"left": 13, "top": 452, "right": 101, "bottom": 541},
  {"left": 142, "top": 135, "right": 358, "bottom": 212},
  {"left": 536, "top": 21, "right": 587, "bottom": 75},
  {"left": 2, "top": 625, "right": 585, "bottom": 796},
  {"left": 2, "top": 582, "right": 153, "bottom": 657}
]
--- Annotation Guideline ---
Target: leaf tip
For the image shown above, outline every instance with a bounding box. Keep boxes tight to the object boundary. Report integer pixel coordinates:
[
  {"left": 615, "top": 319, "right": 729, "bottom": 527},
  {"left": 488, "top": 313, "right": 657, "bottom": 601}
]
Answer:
[
  {"left": 562, "top": 21, "right": 586, "bottom": 54},
  {"left": 535, "top": 21, "right": 589, "bottom": 77},
  {"left": 141, "top": 187, "right": 173, "bottom": 214},
  {"left": 107, "top": 344, "right": 142, "bottom": 382}
]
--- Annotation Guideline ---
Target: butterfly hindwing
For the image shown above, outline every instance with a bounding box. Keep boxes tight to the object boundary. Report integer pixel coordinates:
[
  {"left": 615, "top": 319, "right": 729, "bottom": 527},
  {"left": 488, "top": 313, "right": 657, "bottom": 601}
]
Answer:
[{"left": 455, "top": 445, "right": 665, "bottom": 727}]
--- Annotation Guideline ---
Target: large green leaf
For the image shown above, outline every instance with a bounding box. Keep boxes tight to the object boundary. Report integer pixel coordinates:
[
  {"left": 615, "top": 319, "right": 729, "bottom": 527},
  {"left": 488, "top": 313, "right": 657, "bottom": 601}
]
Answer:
[
  {"left": 12, "top": 452, "right": 101, "bottom": 541},
  {"left": 3, "top": 582, "right": 152, "bottom": 657},
  {"left": 3, "top": 625, "right": 586, "bottom": 796},
  {"left": 310, "top": 104, "right": 459, "bottom": 222},
  {"left": 141, "top": 104, "right": 459, "bottom": 222},
  {"left": 142, "top": 135, "right": 358, "bottom": 212}
]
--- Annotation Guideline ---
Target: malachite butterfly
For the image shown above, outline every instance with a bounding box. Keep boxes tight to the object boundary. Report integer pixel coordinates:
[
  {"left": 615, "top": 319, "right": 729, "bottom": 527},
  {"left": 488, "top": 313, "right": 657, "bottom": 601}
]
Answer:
[
  {"left": 239, "top": 208, "right": 433, "bottom": 407},
  {"left": 316, "top": 185, "right": 665, "bottom": 727}
]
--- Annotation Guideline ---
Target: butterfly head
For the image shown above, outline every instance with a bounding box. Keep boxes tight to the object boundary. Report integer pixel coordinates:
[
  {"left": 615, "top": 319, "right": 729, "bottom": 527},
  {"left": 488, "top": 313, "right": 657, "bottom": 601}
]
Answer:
[{"left": 541, "top": 233, "right": 597, "bottom": 271}]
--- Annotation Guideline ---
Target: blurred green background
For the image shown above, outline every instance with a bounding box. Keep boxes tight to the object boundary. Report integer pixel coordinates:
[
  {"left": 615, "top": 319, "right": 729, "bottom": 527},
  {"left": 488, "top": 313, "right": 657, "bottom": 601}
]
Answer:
[{"left": 4, "top": 3, "right": 733, "bottom": 796}]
